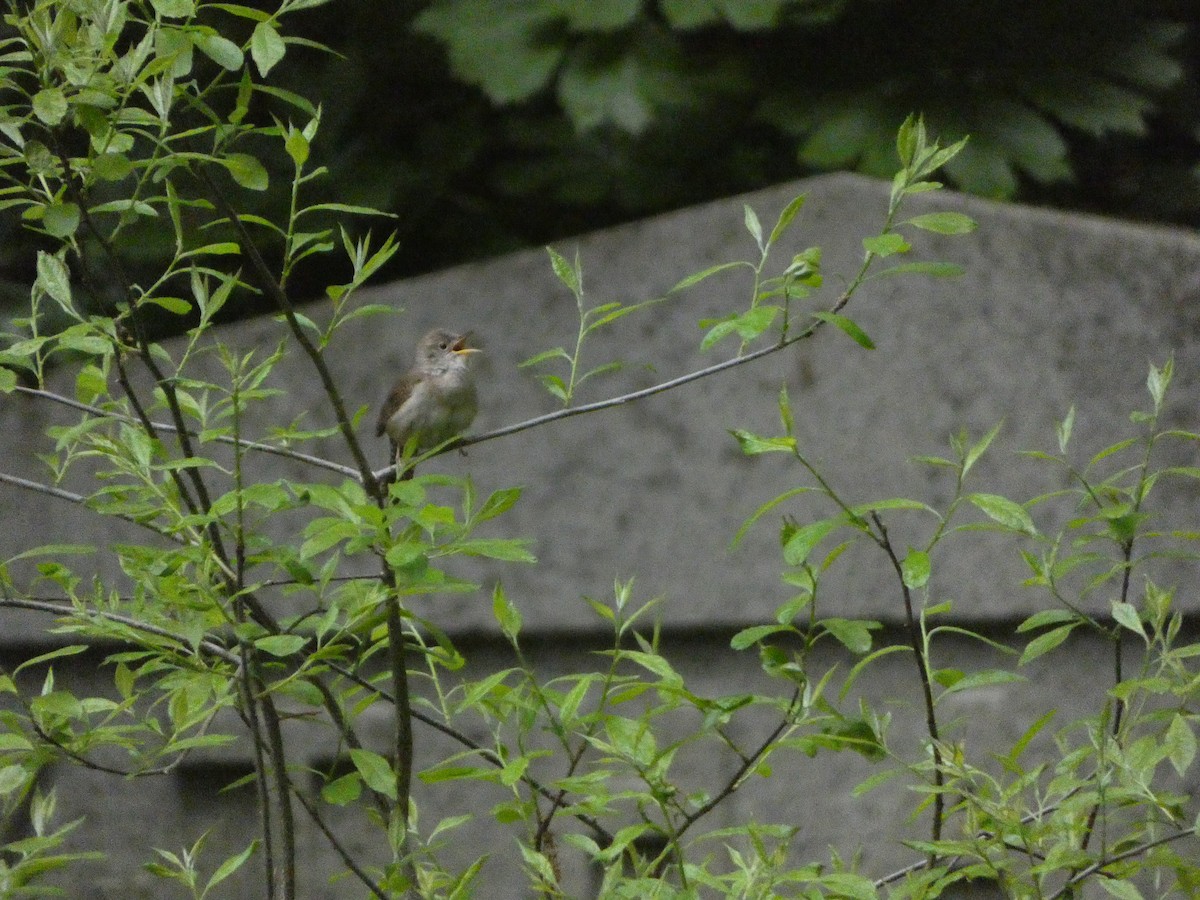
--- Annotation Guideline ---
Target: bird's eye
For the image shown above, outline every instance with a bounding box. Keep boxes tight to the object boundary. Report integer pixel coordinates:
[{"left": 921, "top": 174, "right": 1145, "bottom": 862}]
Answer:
[{"left": 439, "top": 341, "right": 449, "bottom": 350}]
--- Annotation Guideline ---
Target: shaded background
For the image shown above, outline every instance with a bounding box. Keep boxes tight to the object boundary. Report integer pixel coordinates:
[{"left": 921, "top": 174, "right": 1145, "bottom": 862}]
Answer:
[{"left": 2, "top": 0, "right": 1198, "bottom": 324}]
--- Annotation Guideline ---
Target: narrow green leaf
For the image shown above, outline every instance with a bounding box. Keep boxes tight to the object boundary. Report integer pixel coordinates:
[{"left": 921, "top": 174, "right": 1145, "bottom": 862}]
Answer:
[
  {"left": 729, "top": 429, "right": 795, "bottom": 455},
  {"left": 1165, "top": 713, "right": 1196, "bottom": 777},
  {"left": 968, "top": 493, "right": 1036, "bottom": 535},
  {"left": 903, "top": 212, "right": 977, "bottom": 234},
  {"left": 938, "top": 669, "right": 1025, "bottom": 698},
  {"left": 1057, "top": 406, "right": 1075, "bottom": 453},
  {"left": 669, "top": 261, "right": 748, "bottom": 293},
  {"left": 901, "top": 549, "right": 930, "bottom": 589},
  {"left": 962, "top": 421, "right": 1002, "bottom": 475},
  {"left": 1020, "top": 623, "right": 1077, "bottom": 665},
  {"left": 783, "top": 518, "right": 844, "bottom": 566},
  {"left": 731, "top": 624, "right": 792, "bottom": 650},
  {"left": 493, "top": 583, "right": 521, "bottom": 639},
  {"left": 205, "top": 841, "right": 258, "bottom": 891},
  {"left": 546, "top": 246, "right": 580, "bottom": 296},
  {"left": 767, "top": 193, "right": 806, "bottom": 248},
  {"left": 743, "top": 203, "right": 763, "bottom": 249},
  {"left": 873, "top": 261, "right": 965, "bottom": 279},
  {"left": 254, "top": 635, "right": 306, "bottom": 657},
  {"left": 813, "top": 312, "right": 874, "bottom": 349}
]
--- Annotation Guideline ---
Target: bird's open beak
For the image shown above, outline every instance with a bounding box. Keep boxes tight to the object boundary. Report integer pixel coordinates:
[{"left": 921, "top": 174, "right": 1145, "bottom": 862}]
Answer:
[{"left": 451, "top": 333, "right": 481, "bottom": 355}]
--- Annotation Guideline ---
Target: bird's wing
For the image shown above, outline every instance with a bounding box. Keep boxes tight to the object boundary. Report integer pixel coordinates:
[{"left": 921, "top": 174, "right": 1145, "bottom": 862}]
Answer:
[{"left": 376, "top": 372, "right": 420, "bottom": 437}]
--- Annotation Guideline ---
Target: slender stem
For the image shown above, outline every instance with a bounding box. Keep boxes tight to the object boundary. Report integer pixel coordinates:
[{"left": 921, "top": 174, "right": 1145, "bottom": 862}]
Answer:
[
  {"left": 288, "top": 783, "right": 389, "bottom": 900},
  {"left": 13, "top": 385, "right": 360, "bottom": 479},
  {"left": 255, "top": 675, "right": 297, "bottom": 900},
  {"left": 200, "top": 169, "right": 380, "bottom": 498},
  {"left": 0, "top": 471, "right": 187, "bottom": 545},
  {"left": 374, "top": 287, "right": 861, "bottom": 481},
  {"left": 871, "top": 512, "right": 944, "bottom": 847}
]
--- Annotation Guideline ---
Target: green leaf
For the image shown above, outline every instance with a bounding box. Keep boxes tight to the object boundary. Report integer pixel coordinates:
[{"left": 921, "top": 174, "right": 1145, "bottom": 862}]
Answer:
[
  {"left": 144, "top": 296, "right": 192, "bottom": 315},
  {"left": 730, "top": 624, "right": 791, "bottom": 651},
  {"left": 938, "top": 669, "right": 1025, "bottom": 698},
  {"left": 32, "top": 87, "right": 68, "bottom": 125},
  {"left": 250, "top": 21, "right": 286, "bottom": 76},
  {"left": 205, "top": 841, "right": 258, "bottom": 892},
  {"left": 783, "top": 518, "right": 844, "bottom": 567},
  {"left": 669, "top": 261, "right": 748, "bottom": 293},
  {"left": 767, "top": 193, "right": 806, "bottom": 248},
  {"left": 1020, "top": 623, "right": 1077, "bottom": 665},
  {"left": 1165, "top": 713, "right": 1196, "bottom": 777},
  {"left": 1111, "top": 600, "right": 1146, "bottom": 640},
  {"left": 862, "top": 233, "right": 910, "bottom": 257},
  {"left": 729, "top": 429, "right": 794, "bottom": 455},
  {"left": 968, "top": 493, "right": 1036, "bottom": 535},
  {"left": 1057, "top": 405, "right": 1075, "bottom": 453},
  {"left": 35, "top": 252, "right": 73, "bottom": 310},
  {"left": 42, "top": 202, "right": 81, "bottom": 238},
  {"left": 963, "top": 421, "right": 1003, "bottom": 475},
  {"left": 193, "top": 31, "right": 245, "bottom": 71},
  {"left": 743, "top": 203, "right": 763, "bottom": 249},
  {"left": 321, "top": 772, "right": 362, "bottom": 806},
  {"left": 822, "top": 617, "right": 879, "bottom": 654},
  {"left": 901, "top": 549, "right": 930, "bottom": 589},
  {"left": 476, "top": 487, "right": 522, "bottom": 522},
  {"left": 903, "top": 212, "right": 977, "bottom": 234},
  {"left": 349, "top": 748, "right": 397, "bottom": 800},
  {"left": 416, "top": 2, "right": 562, "bottom": 103},
  {"left": 0, "top": 369, "right": 17, "bottom": 394},
  {"left": 493, "top": 583, "right": 521, "bottom": 639},
  {"left": 1099, "top": 879, "right": 1144, "bottom": 900},
  {"left": 223, "top": 153, "right": 269, "bottom": 190},
  {"left": 253, "top": 635, "right": 306, "bottom": 657},
  {"left": 93, "top": 153, "right": 134, "bottom": 181},
  {"left": 151, "top": 0, "right": 195, "bottom": 16},
  {"left": 873, "top": 261, "right": 965, "bottom": 279},
  {"left": 453, "top": 539, "right": 535, "bottom": 563},
  {"left": 546, "top": 246, "right": 580, "bottom": 295},
  {"left": 699, "top": 305, "right": 779, "bottom": 350},
  {"left": 813, "top": 312, "right": 874, "bottom": 349}
]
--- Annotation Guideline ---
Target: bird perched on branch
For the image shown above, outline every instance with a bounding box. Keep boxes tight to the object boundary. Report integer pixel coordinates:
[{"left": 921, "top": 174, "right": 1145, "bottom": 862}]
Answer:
[{"left": 376, "top": 328, "right": 480, "bottom": 479}]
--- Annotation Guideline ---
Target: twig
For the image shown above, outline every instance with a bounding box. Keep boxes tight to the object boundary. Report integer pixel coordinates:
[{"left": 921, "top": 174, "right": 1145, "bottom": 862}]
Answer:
[
  {"left": 871, "top": 512, "right": 945, "bottom": 847},
  {"left": 372, "top": 286, "right": 858, "bottom": 482},
  {"left": 1047, "top": 827, "right": 1198, "bottom": 900},
  {"left": 199, "top": 169, "right": 380, "bottom": 498},
  {"left": 0, "top": 597, "right": 238, "bottom": 664},
  {"left": 13, "top": 385, "right": 360, "bottom": 480},
  {"left": 0, "top": 471, "right": 187, "bottom": 545}
]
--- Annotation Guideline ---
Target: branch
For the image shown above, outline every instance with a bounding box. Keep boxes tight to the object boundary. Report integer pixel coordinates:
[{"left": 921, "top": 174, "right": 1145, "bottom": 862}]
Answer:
[
  {"left": 1047, "top": 826, "right": 1198, "bottom": 900},
  {"left": 0, "top": 597, "right": 239, "bottom": 664},
  {"left": 371, "top": 287, "right": 858, "bottom": 482},
  {"left": 0, "top": 471, "right": 187, "bottom": 546},
  {"left": 199, "top": 169, "right": 380, "bottom": 497},
  {"left": 871, "top": 512, "right": 945, "bottom": 847},
  {"left": 14, "top": 386, "right": 360, "bottom": 480}
]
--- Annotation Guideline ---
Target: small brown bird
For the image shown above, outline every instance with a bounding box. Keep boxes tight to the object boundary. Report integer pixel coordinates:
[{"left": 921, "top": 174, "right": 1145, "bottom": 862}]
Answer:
[{"left": 376, "top": 329, "right": 480, "bottom": 477}]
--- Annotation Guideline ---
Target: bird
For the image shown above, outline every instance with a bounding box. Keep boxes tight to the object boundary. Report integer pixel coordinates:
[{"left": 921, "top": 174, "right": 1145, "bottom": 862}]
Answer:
[{"left": 375, "top": 328, "right": 480, "bottom": 479}]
